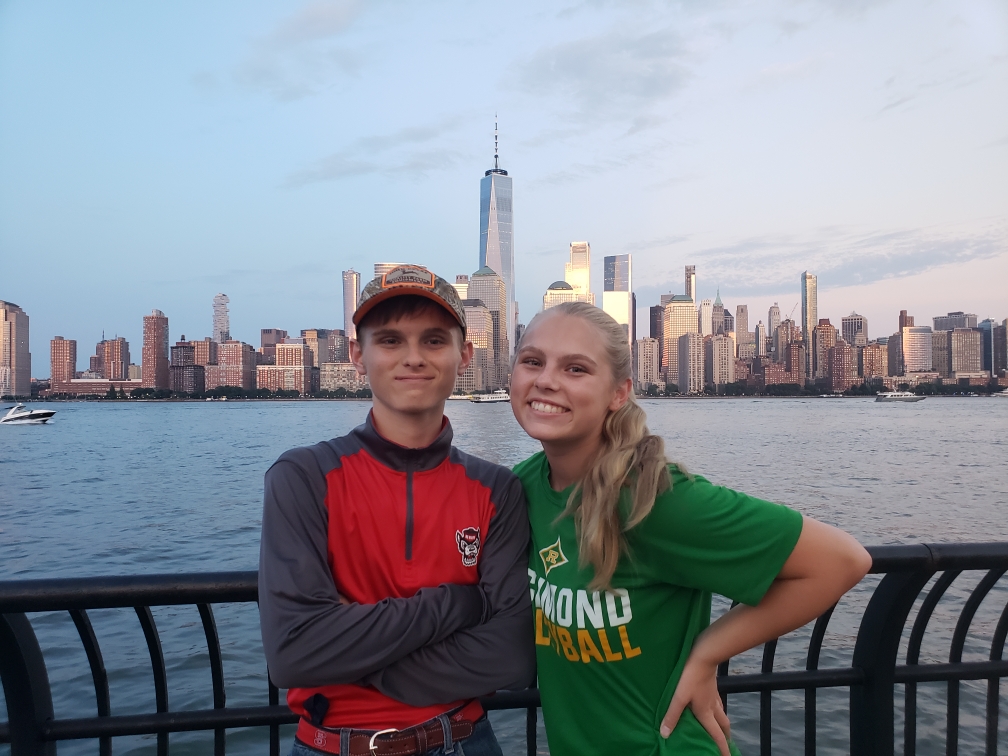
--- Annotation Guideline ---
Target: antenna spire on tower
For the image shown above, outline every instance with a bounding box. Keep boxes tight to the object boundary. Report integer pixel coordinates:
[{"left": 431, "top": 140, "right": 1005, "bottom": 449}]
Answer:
[{"left": 494, "top": 114, "right": 499, "bottom": 170}]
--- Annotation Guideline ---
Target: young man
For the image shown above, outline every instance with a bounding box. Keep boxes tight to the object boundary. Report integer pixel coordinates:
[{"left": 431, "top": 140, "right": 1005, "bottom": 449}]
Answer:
[{"left": 259, "top": 264, "right": 534, "bottom": 756}]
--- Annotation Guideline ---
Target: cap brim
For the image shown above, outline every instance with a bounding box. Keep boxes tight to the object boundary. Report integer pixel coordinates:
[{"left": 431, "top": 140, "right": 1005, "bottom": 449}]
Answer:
[{"left": 352, "top": 288, "right": 466, "bottom": 333}]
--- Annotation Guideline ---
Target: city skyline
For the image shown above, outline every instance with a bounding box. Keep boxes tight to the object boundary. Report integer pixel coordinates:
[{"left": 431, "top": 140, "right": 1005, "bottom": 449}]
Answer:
[{"left": 1, "top": 1, "right": 1005, "bottom": 376}]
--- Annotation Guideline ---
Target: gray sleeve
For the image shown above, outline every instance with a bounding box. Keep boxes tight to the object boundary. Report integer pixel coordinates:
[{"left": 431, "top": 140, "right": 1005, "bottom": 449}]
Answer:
[
  {"left": 363, "top": 473, "right": 536, "bottom": 705},
  {"left": 258, "top": 453, "right": 485, "bottom": 690}
]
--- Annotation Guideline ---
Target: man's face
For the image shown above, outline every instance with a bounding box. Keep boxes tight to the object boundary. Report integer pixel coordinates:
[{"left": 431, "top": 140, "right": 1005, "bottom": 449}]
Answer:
[{"left": 350, "top": 306, "right": 472, "bottom": 417}]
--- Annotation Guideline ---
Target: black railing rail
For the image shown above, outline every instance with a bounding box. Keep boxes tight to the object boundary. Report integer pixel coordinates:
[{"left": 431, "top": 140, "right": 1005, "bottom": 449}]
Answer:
[{"left": 3, "top": 542, "right": 1008, "bottom": 755}]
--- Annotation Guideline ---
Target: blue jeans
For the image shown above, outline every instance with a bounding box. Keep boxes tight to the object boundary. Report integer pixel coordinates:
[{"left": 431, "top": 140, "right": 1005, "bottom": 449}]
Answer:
[{"left": 290, "top": 715, "right": 504, "bottom": 756}]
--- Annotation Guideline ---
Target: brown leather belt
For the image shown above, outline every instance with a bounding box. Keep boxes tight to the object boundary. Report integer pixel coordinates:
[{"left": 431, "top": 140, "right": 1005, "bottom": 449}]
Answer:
[{"left": 295, "top": 699, "right": 484, "bottom": 755}]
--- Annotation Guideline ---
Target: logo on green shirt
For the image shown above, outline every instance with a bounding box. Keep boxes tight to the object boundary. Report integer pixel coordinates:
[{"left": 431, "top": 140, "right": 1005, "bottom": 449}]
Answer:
[{"left": 538, "top": 537, "right": 568, "bottom": 576}]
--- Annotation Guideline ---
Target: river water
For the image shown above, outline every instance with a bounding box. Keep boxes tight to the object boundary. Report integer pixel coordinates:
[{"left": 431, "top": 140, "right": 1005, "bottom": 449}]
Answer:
[{"left": 2, "top": 397, "right": 1007, "bottom": 755}]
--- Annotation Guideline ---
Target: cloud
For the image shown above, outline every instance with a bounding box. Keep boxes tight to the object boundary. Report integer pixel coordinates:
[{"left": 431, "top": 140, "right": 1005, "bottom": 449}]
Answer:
[
  {"left": 233, "top": 0, "right": 364, "bottom": 101},
  {"left": 285, "top": 118, "right": 464, "bottom": 186},
  {"left": 514, "top": 25, "right": 691, "bottom": 122}
]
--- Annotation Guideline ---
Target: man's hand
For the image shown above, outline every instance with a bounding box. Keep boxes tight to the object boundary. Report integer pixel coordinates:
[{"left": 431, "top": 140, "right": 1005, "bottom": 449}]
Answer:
[{"left": 659, "top": 654, "right": 730, "bottom": 755}]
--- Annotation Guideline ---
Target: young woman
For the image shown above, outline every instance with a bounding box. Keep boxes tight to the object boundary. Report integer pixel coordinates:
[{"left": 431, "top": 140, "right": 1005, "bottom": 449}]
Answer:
[{"left": 510, "top": 302, "right": 871, "bottom": 756}]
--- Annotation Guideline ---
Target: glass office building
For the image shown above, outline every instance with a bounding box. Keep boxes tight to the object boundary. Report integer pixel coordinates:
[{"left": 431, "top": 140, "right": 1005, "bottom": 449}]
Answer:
[{"left": 479, "top": 140, "right": 515, "bottom": 356}]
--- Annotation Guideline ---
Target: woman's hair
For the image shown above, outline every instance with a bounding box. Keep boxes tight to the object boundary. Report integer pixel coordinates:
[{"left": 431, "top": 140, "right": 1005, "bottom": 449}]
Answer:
[{"left": 518, "top": 301, "right": 671, "bottom": 590}]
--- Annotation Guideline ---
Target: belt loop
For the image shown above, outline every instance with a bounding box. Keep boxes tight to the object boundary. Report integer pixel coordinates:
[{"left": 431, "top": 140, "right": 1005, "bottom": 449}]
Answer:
[
  {"left": 415, "top": 724, "right": 428, "bottom": 754},
  {"left": 437, "top": 714, "right": 455, "bottom": 754},
  {"left": 340, "top": 728, "right": 350, "bottom": 755}
]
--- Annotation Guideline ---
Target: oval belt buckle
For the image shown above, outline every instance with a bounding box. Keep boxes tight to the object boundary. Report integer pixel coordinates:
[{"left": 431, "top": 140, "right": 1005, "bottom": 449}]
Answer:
[{"left": 369, "top": 728, "right": 398, "bottom": 754}]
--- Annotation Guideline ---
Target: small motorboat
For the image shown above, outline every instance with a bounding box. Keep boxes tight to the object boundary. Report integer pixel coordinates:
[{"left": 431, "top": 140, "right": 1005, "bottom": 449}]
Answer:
[
  {"left": 470, "top": 390, "right": 510, "bottom": 403},
  {"left": 1, "top": 403, "right": 57, "bottom": 424},
  {"left": 875, "top": 391, "right": 925, "bottom": 403}
]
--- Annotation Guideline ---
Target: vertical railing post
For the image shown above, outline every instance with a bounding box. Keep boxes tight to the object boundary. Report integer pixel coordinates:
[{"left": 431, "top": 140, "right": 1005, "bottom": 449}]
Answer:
[
  {"left": 0, "top": 613, "right": 56, "bottom": 756},
  {"left": 851, "top": 569, "right": 933, "bottom": 756}
]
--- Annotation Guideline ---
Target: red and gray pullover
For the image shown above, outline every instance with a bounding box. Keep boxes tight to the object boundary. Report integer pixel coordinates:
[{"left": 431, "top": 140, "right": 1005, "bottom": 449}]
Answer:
[{"left": 258, "top": 414, "right": 535, "bottom": 730}]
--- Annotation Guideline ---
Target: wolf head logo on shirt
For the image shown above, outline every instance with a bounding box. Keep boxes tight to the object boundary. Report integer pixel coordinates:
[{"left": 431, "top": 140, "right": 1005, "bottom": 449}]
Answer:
[{"left": 456, "top": 527, "right": 481, "bottom": 567}]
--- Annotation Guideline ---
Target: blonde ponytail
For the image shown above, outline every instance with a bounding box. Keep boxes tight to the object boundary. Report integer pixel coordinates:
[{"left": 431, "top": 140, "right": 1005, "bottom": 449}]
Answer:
[{"left": 520, "top": 302, "right": 671, "bottom": 590}]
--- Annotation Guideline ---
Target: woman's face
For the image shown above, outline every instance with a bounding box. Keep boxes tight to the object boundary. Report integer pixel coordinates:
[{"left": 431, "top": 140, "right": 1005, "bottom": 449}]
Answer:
[{"left": 510, "top": 311, "right": 630, "bottom": 449}]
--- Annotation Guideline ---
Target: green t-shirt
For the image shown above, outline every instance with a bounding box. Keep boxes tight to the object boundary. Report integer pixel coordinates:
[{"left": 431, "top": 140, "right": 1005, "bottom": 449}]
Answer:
[{"left": 514, "top": 452, "right": 803, "bottom": 756}]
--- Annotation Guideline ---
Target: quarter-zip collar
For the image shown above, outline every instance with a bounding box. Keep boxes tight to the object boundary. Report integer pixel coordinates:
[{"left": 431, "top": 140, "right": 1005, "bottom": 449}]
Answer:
[{"left": 353, "top": 411, "right": 453, "bottom": 473}]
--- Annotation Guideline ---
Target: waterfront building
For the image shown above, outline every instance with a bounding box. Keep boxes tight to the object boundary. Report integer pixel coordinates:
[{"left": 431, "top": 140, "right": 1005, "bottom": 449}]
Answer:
[
  {"left": 712, "top": 293, "right": 725, "bottom": 336},
  {"left": 842, "top": 312, "right": 868, "bottom": 346},
  {"left": 320, "top": 362, "right": 368, "bottom": 392},
  {"left": 50, "top": 337, "right": 77, "bottom": 392},
  {"left": 677, "top": 333, "right": 704, "bottom": 395},
  {"left": 785, "top": 342, "right": 806, "bottom": 387},
  {"left": 812, "top": 319, "right": 836, "bottom": 381},
  {"left": 774, "top": 320, "right": 794, "bottom": 364},
  {"left": 801, "top": 272, "right": 817, "bottom": 378},
  {"left": 950, "top": 328, "right": 982, "bottom": 376},
  {"left": 0, "top": 300, "right": 31, "bottom": 397},
  {"left": 705, "top": 334, "right": 735, "bottom": 388},
  {"left": 768, "top": 303, "right": 781, "bottom": 344},
  {"left": 543, "top": 281, "right": 577, "bottom": 310},
  {"left": 698, "top": 299, "right": 713, "bottom": 337},
  {"left": 723, "top": 308, "right": 735, "bottom": 336},
  {"left": 736, "top": 305, "right": 751, "bottom": 349},
  {"left": 887, "top": 333, "right": 903, "bottom": 377},
  {"left": 301, "top": 329, "right": 334, "bottom": 369},
  {"left": 212, "top": 294, "right": 230, "bottom": 343},
  {"left": 685, "top": 266, "right": 696, "bottom": 302},
  {"left": 342, "top": 270, "right": 361, "bottom": 340},
  {"left": 633, "top": 338, "right": 661, "bottom": 391},
  {"left": 738, "top": 342, "right": 757, "bottom": 362},
  {"left": 564, "top": 242, "right": 594, "bottom": 306},
  {"left": 978, "top": 319, "right": 1006, "bottom": 375},
  {"left": 457, "top": 299, "right": 494, "bottom": 393},
  {"left": 899, "top": 310, "right": 915, "bottom": 330},
  {"left": 169, "top": 338, "right": 205, "bottom": 395},
  {"left": 469, "top": 267, "right": 509, "bottom": 388},
  {"left": 932, "top": 331, "right": 952, "bottom": 378},
  {"left": 128, "top": 364, "right": 142, "bottom": 380},
  {"left": 100, "top": 337, "right": 130, "bottom": 381},
  {"left": 142, "top": 310, "right": 170, "bottom": 390},
  {"left": 479, "top": 125, "right": 516, "bottom": 357},
  {"left": 89, "top": 352, "right": 103, "bottom": 375},
  {"left": 829, "top": 341, "right": 857, "bottom": 392},
  {"left": 602, "top": 254, "right": 634, "bottom": 344},
  {"left": 256, "top": 364, "right": 313, "bottom": 395},
  {"left": 862, "top": 342, "right": 888, "bottom": 379},
  {"left": 453, "top": 275, "right": 469, "bottom": 301},
  {"left": 373, "top": 263, "right": 406, "bottom": 279},
  {"left": 662, "top": 295, "right": 697, "bottom": 384},
  {"left": 902, "top": 326, "right": 933, "bottom": 374},
  {"left": 734, "top": 358, "right": 751, "bottom": 383},
  {"left": 258, "top": 329, "right": 288, "bottom": 365},
  {"left": 754, "top": 321, "right": 768, "bottom": 358},
  {"left": 763, "top": 362, "right": 789, "bottom": 387},
  {"left": 934, "top": 312, "right": 977, "bottom": 332},
  {"left": 650, "top": 306, "right": 665, "bottom": 370},
  {"left": 207, "top": 340, "right": 257, "bottom": 391},
  {"left": 193, "top": 337, "right": 217, "bottom": 367}
]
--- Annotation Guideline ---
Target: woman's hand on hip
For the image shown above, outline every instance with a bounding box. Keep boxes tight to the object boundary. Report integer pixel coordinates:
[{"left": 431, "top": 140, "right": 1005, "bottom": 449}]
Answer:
[{"left": 659, "top": 654, "right": 730, "bottom": 756}]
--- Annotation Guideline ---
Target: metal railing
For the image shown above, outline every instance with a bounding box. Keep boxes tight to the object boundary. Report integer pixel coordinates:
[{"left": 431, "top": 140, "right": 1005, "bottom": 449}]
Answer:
[{"left": 3, "top": 543, "right": 1008, "bottom": 755}]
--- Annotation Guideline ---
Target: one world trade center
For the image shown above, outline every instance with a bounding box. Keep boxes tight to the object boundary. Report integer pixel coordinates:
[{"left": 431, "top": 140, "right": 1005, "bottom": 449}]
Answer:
[{"left": 479, "top": 124, "right": 515, "bottom": 355}]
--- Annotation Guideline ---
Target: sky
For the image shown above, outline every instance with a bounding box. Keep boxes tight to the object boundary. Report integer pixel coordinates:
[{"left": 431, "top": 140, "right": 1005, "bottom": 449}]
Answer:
[{"left": 1, "top": 0, "right": 1005, "bottom": 377}]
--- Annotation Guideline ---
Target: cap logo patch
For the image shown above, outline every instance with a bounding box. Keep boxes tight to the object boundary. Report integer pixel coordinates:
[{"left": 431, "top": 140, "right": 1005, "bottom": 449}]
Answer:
[{"left": 382, "top": 265, "right": 435, "bottom": 290}]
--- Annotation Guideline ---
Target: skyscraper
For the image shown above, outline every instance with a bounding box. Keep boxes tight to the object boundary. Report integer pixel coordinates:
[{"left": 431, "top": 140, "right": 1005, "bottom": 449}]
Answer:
[
  {"left": 934, "top": 312, "right": 977, "bottom": 331},
  {"left": 142, "top": 309, "right": 170, "bottom": 389},
  {"left": 698, "top": 299, "right": 713, "bottom": 337},
  {"left": 650, "top": 306, "right": 665, "bottom": 368},
  {"left": 633, "top": 338, "right": 661, "bottom": 391},
  {"left": 712, "top": 292, "right": 725, "bottom": 336},
  {"left": 453, "top": 275, "right": 470, "bottom": 300},
  {"left": 602, "top": 254, "right": 633, "bottom": 344},
  {"left": 0, "top": 300, "right": 30, "bottom": 397},
  {"left": 469, "top": 266, "right": 509, "bottom": 388},
  {"left": 841, "top": 312, "right": 868, "bottom": 345},
  {"left": 801, "top": 272, "right": 817, "bottom": 378},
  {"left": 564, "top": 242, "right": 594, "bottom": 305},
  {"left": 768, "top": 303, "right": 781, "bottom": 339},
  {"left": 677, "top": 333, "right": 704, "bottom": 395},
  {"left": 50, "top": 337, "right": 77, "bottom": 392},
  {"left": 543, "top": 281, "right": 578, "bottom": 310},
  {"left": 374, "top": 263, "right": 406, "bottom": 279},
  {"left": 901, "top": 326, "right": 933, "bottom": 373},
  {"left": 479, "top": 123, "right": 516, "bottom": 356},
  {"left": 755, "top": 321, "right": 768, "bottom": 358},
  {"left": 735, "top": 305, "right": 750, "bottom": 348},
  {"left": 212, "top": 294, "right": 230, "bottom": 343},
  {"left": 662, "top": 296, "right": 697, "bottom": 384},
  {"left": 342, "top": 269, "right": 361, "bottom": 340},
  {"left": 705, "top": 334, "right": 735, "bottom": 387},
  {"left": 812, "top": 319, "right": 836, "bottom": 380},
  {"left": 685, "top": 266, "right": 696, "bottom": 302}
]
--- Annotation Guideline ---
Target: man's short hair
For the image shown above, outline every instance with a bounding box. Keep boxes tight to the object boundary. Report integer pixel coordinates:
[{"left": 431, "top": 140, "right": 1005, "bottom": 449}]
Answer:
[{"left": 356, "top": 295, "right": 465, "bottom": 345}]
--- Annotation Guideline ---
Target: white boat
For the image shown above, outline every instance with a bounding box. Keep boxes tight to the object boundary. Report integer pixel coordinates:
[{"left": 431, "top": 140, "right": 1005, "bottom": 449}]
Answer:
[
  {"left": 447, "top": 393, "right": 472, "bottom": 401},
  {"left": 875, "top": 391, "right": 925, "bottom": 403},
  {"left": 1, "top": 403, "right": 57, "bottom": 424},
  {"left": 995, "top": 390, "right": 1008, "bottom": 398},
  {"left": 470, "top": 390, "right": 510, "bottom": 403}
]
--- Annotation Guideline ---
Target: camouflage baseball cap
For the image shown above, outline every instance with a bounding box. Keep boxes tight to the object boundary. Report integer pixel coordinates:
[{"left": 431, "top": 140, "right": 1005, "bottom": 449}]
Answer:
[{"left": 353, "top": 264, "right": 467, "bottom": 336}]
